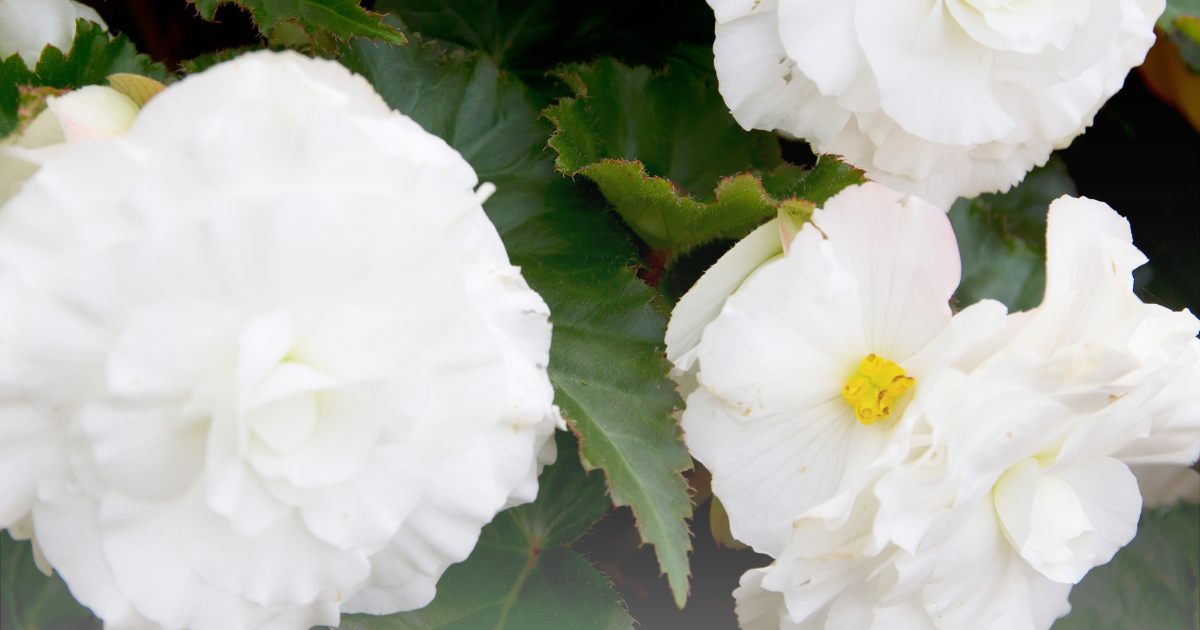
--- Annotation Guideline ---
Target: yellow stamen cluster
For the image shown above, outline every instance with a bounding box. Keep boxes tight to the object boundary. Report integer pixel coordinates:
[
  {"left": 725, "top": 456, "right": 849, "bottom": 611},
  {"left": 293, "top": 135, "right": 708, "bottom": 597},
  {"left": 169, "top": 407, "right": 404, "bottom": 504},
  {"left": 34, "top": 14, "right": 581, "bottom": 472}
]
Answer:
[{"left": 842, "top": 354, "right": 915, "bottom": 425}]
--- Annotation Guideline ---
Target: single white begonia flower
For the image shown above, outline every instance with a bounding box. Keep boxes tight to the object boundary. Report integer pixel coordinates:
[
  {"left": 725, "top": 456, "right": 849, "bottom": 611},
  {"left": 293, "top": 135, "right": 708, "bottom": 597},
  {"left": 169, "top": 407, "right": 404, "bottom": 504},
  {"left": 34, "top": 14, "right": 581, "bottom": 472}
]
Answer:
[
  {"left": 708, "top": 0, "right": 1164, "bottom": 208},
  {"left": 0, "top": 0, "right": 106, "bottom": 68},
  {"left": 2, "top": 84, "right": 140, "bottom": 204},
  {"left": 731, "top": 197, "right": 1200, "bottom": 630},
  {"left": 0, "top": 50, "right": 560, "bottom": 630},
  {"left": 667, "top": 182, "right": 1008, "bottom": 556}
]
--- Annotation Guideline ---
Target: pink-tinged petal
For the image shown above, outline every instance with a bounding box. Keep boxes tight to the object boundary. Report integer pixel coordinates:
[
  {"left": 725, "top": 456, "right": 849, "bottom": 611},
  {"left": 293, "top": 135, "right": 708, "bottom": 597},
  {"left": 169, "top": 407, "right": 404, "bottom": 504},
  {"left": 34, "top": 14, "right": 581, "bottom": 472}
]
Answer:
[
  {"left": 814, "top": 183, "right": 961, "bottom": 362},
  {"left": 46, "top": 86, "right": 139, "bottom": 143},
  {"left": 666, "top": 218, "right": 784, "bottom": 372}
]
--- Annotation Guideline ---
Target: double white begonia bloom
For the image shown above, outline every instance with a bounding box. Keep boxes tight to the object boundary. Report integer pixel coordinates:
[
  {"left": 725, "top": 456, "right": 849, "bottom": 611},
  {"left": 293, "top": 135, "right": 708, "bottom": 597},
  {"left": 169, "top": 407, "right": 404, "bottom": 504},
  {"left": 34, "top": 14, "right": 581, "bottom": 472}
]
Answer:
[
  {"left": 0, "top": 50, "right": 561, "bottom": 630},
  {"left": 0, "top": 0, "right": 106, "bottom": 68},
  {"left": 714, "top": 197, "right": 1200, "bottom": 630},
  {"left": 667, "top": 182, "right": 1009, "bottom": 557},
  {"left": 708, "top": 0, "right": 1164, "bottom": 207}
]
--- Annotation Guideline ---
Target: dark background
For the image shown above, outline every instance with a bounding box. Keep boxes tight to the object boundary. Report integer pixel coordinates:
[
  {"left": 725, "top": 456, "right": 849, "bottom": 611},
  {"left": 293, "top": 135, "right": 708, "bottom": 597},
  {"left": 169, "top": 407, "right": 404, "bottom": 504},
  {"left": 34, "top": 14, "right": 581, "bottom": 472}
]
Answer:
[{"left": 60, "top": 0, "right": 1200, "bottom": 627}]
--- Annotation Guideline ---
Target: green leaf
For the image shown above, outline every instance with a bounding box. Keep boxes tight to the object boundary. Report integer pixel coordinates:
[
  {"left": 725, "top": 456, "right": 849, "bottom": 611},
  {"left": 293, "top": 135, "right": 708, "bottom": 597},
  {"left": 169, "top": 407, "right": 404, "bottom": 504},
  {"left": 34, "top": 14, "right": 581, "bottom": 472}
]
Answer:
[
  {"left": 1, "top": 20, "right": 170, "bottom": 138},
  {"left": 0, "top": 56, "right": 34, "bottom": 137},
  {"left": 371, "top": 0, "right": 561, "bottom": 70},
  {"left": 181, "top": 46, "right": 266, "bottom": 75},
  {"left": 0, "top": 532, "right": 100, "bottom": 630},
  {"left": 371, "top": 0, "right": 716, "bottom": 79},
  {"left": 29, "top": 20, "right": 171, "bottom": 89},
  {"left": 1053, "top": 502, "right": 1199, "bottom": 630},
  {"left": 543, "top": 58, "right": 864, "bottom": 258},
  {"left": 338, "top": 32, "right": 694, "bottom": 609},
  {"left": 950, "top": 157, "right": 1077, "bottom": 312},
  {"left": 337, "top": 430, "right": 633, "bottom": 630},
  {"left": 191, "top": 0, "right": 406, "bottom": 45}
]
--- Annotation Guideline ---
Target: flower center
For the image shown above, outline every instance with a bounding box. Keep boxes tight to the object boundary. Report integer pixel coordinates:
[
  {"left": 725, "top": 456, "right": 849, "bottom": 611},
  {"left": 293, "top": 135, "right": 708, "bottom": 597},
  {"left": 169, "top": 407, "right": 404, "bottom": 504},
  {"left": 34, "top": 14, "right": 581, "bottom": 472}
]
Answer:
[{"left": 841, "top": 354, "right": 915, "bottom": 425}]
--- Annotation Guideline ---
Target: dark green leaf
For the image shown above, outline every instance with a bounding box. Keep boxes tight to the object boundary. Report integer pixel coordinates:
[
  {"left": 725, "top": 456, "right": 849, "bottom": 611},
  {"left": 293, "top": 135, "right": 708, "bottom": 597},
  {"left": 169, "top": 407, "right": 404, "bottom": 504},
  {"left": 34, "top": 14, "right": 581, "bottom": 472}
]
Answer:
[
  {"left": 29, "top": 20, "right": 171, "bottom": 89},
  {"left": 543, "top": 58, "right": 864, "bottom": 258},
  {"left": 1, "top": 20, "right": 170, "bottom": 138},
  {"left": 0, "top": 56, "right": 34, "bottom": 137},
  {"left": 950, "top": 157, "right": 1077, "bottom": 312},
  {"left": 338, "top": 32, "right": 694, "bottom": 609},
  {"left": 0, "top": 532, "right": 100, "bottom": 630},
  {"left": 181, "top": 46, "right": 266, "bottom": 75},
  {"left": 1053, "top": 502, "right": 1199, "bottom": 630},
  {"left": 547, "top": 59, "right": 782, "bottom": 199},
  {"left": 337, "top": 431, "right": 634, "bottom": 630},
  {"left": 371, "top": 0, "right": 715, "bottom": 79},
  {"left": 191, "top": 0, "right": 406, "bottom": 45}
]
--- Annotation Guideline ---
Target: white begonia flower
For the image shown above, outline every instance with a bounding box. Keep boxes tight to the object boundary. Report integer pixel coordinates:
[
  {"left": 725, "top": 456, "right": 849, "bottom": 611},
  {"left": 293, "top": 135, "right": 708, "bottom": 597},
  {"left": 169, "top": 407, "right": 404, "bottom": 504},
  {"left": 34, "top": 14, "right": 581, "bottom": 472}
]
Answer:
[
  {"left": 0, "top": 50, "right": 561, "bottom": 630},
  {"left": 2, "top": 84, "right": 140, "bottom": 204},
  {"left": 731, "top": 197, "right": 1200, "bottom": 630},
  {"left": 707, "top": 0, "right": 1164, "bottom": 208},
  {"left": 667, "top": 182, "right": 1009, "bottom": 557},
  {"left": 0, "top": 0, "right": 106, "bottom": 68}
]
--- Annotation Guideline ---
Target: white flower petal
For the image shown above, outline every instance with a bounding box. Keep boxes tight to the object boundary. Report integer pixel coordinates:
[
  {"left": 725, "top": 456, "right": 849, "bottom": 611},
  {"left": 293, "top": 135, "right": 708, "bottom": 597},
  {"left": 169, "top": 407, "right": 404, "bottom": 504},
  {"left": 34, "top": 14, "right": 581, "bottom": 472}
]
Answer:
[
  {"left": 710, "top": 0, "right": 1163, "bottom": 204},
  {"left": 814, "top": 183, "right": 960, "bottom": 361},
  {"left": 666, "top": 218, "right": 783, "bottom": 372},
  {"left": 2, "top": 51, "right": 560, "bottom": 629},
  {"left": 47, "top": 86, "right": 140, "bottom": 143}
]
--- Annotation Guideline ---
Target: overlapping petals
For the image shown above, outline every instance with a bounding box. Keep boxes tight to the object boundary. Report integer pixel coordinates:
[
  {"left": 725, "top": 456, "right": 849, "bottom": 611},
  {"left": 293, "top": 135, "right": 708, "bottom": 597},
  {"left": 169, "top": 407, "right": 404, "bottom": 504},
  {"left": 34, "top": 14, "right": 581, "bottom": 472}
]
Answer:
[
  {"left": 708, "top": 0, "right": 1164, "bottom": 207},
  {"left": 0, "top": 51, "right": 560, "bottom": 630},
  {"left": 669, "top": 182, "right": 1008, "bottom": 556},
  {"left": 714, "top": 196, "right": 1200, "bottom": 630}
]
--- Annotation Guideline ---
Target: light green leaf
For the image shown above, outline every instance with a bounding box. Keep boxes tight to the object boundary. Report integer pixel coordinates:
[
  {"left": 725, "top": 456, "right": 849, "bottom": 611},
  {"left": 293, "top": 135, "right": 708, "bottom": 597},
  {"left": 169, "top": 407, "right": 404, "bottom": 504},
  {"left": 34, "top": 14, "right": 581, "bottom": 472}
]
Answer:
[
  {"left": 1052, "top": 502, "right": 1199, "bottom": 630},
  {"left": 2, "top": 20, "right": 171, "bottom": 138},
  {"left": 337, "top": 431, "right": 632, "bottom": 630},
  {"left": 950, "top": 157, "right": 1077, "bottom": 312},
  {"left": 338, "top": 31, "right": 694, "bottom": 609},
  {"left": 191, "top": 0, "right": 405, "bottom": 45},
  {"left": 543, "top": 58, "right": 864, "bottom": 258},
  {"left": 0, "top": 532, "right": 100, "bottom": 630}
]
